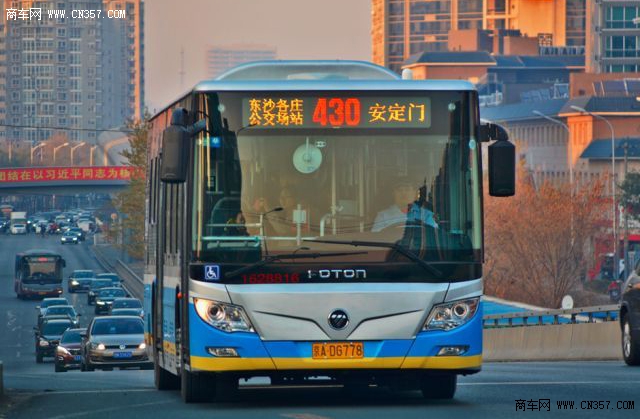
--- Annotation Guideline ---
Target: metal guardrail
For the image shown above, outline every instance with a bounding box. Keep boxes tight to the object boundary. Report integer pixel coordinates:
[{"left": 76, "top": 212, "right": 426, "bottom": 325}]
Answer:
[
  {"left": 483, "top": 304, "right": 621, "bottom": 327},
  {"left": 91, "top": 246, "right": 143, "bottom": 300},
  {"left": 115, "top": 259, "right": 143, "bottom": 300}
]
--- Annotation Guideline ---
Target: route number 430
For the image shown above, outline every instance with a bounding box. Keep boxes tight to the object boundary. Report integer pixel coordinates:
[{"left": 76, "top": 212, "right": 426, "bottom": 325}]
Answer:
[{"left": 312, "top": 98, "right": 361, "bottom": 127}]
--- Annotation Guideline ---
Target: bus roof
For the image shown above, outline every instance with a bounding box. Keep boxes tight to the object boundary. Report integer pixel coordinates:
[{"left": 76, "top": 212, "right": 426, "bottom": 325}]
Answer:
[
  {"left": 151, "top": 60, "right": 475, "bottom": 121},
  {"left": 17, "top": 249, "right": 62, "bottom": 257}
]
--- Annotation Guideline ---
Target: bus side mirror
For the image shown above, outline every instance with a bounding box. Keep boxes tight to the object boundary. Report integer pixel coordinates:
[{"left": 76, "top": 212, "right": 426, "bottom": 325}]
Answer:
[
  {"left": 482, "top": 123, "right": 515, "bottom": 197},
  {"left": 160, "top": 108, "right": 190, "bottom": 184},
  {"left": 61, "top": 259, "right": 66, "bottom": 268}
]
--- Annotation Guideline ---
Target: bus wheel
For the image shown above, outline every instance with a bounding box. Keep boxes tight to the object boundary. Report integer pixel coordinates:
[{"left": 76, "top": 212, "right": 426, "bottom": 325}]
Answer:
[
  {"left": 181, "top": 368, "right": 216, "bottom": 403},
  {"left": 420, "top": 374, "right": 457, "bottom": 399},
  {"left": 155, "top": 361, "right": 180, "bottom": 390}
]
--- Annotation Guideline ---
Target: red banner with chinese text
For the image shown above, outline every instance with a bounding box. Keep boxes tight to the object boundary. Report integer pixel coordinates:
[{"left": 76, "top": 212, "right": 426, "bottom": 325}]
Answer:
[{"left": 0, "top": 166, "right": 140, "bottom": 183}]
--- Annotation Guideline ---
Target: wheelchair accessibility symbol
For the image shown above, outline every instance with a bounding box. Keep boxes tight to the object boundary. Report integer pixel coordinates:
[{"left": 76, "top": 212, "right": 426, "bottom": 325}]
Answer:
[{"left": 204, "top": 265, "right": 220, "bottom": 281}]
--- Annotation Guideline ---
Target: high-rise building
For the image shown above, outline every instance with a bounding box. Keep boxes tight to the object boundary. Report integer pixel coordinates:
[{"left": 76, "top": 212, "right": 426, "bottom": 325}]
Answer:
[
  {"left": 586, "top": 0, "right": 640, "bottom": 73},
  {"left": 372, "top": 0, "right": 586, "bottom": 73},
  {"left": 205, "top": 44, "right": 277, "bottom": 79},
  {"left": 1, "top": 0, "right": 144, "bottom": 147},
  {"left": 102, "top": 0, "right": 145, "bottom": 126}
]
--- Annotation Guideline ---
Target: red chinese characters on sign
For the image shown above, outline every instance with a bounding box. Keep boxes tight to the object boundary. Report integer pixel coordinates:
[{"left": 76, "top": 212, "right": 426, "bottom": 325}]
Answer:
[{"left": 0, "top": 166, "right": 137, "bottom": 183}]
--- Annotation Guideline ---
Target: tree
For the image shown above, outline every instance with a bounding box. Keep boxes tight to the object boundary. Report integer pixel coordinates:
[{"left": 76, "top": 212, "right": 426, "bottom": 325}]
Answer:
[
  {"left": 484, "top": 165, "right": 607, "bottom": 308},
  {"left": 109, "top": 116, "right": 149, "bottom": 260},
  {"left": 620, "top": 172, "right": 640, "bottom": 223}
]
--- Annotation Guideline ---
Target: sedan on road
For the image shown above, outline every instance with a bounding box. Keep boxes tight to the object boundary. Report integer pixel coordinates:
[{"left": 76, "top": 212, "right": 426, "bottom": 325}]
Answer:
[
  {"left": 55, "top": 328, "right": 86, "bottom": 372},
  {"left": 81, "top": 316, "right": 151, "bottom": 371},
  {"left": 96, "top": 273, "right": 122, "bottom": 288},
  {"left": 94, "top": 287, "right": 127, "bottom": 314},
  {"left": 36, "top": 297, "right": 69, "bottom": 319},
  {"left": 60, "top": 231, "right": 79, "bottom": 245},
  {"left": 68, "top": 270, "right": 95, "bottom": 293},
  {"left": 39, "top": 305, "right": 80, "bottom": 327},
  {"left": 87, "top": 279, "right": 115, "bottom": 305},
  {"left": 621, "top": 259, "right": 640, "bottom": 365},
  {"left": 109, "top": 298, "right": 142, "bottom": 316},
  {"left": 34, "top": 318, "right": 74, "bottom": 363}
]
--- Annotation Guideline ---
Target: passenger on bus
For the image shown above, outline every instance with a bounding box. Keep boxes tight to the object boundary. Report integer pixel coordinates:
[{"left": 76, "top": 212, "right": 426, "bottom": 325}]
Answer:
[{"left": 372, "top": 178, "right": 438, "bottom": 232}]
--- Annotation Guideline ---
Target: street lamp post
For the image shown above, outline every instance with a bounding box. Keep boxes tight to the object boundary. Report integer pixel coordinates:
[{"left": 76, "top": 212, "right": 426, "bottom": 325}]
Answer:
[
  {"left": 30, "top": 143, "right": 46, "bottom": 166},
  {"left": 53, "top": 142, "right": 70, "bottom": 164},
  {"left": 570, "top": 105, "right": 618, "bottom": 279},
  {"left": 532, "top": 110, "right": 573, "bottom": 187},
  {"left": 70, "top": 142, "right": 86, "bottom": 166}
]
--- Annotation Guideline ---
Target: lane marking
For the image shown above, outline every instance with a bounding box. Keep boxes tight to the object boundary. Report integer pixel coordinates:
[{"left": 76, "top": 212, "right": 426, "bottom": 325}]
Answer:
[
  {"left": 33, "top": 388, "right": 156, "bottom": 395},
  {"left": 47, "top": 400, "right": 173, "bottom": 419},
  {"left": 459, "top": 380, "right": 640, "bottom": 386}
]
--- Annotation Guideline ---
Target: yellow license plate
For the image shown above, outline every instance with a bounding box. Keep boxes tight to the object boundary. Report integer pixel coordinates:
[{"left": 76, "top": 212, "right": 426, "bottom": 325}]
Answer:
[{"left": 312, "top": 342, "right": 364, "bottom": 359}]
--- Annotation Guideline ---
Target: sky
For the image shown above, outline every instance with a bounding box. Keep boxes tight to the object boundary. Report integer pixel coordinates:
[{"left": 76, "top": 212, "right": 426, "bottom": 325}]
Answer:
[{"left": 145, "top": 0, "right": 371, "bottom": 112}]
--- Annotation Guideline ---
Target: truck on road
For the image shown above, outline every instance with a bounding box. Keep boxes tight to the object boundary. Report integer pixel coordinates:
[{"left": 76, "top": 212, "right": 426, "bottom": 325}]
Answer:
[{"left": 10, "top": 211, "right": 27, "bottom": 235}]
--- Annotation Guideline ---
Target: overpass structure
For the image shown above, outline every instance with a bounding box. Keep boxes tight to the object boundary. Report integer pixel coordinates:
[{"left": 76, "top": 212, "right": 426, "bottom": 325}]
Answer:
[{"left": 0, "top": 165, "right": 135, "bottom": 194}]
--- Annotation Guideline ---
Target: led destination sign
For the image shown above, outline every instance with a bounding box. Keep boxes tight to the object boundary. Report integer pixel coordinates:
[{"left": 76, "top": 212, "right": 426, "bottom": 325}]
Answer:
[{"left": 243, "top": 96, "right": 431, "bottom": 129}]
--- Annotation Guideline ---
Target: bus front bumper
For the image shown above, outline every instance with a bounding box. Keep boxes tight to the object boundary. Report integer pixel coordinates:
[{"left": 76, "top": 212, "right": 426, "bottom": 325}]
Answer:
[{"left": 187, "top": 303, "right": 483, "bottom": 374}]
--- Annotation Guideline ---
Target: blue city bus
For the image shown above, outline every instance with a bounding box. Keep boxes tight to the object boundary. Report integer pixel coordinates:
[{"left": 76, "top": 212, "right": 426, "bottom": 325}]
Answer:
[{"left": 144, "top": 61, "right": 514, "bottom": 403}]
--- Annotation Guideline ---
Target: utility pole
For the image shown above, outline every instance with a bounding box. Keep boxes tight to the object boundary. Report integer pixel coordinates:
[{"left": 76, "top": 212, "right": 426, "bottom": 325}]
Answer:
[
  {"left": 179, "top": 46, "right": 186, "bottom": 89},
  {"left": 624, "top": 141, "right": 630, "bottom": 279}
]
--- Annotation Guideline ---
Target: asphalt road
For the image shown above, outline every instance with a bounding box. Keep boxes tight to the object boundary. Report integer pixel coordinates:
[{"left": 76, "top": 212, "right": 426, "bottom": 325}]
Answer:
[{"left": 1, "top": 234, "right": 640, "bottom": 418}]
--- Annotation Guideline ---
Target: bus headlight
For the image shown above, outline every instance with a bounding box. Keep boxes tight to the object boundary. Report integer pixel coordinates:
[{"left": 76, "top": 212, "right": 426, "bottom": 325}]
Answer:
[
  {"left": 194, "top": 298, "right": 254, "bottom": 333},
  {"left": 423, "top": 298, "right": 480, "bottom": 331}
]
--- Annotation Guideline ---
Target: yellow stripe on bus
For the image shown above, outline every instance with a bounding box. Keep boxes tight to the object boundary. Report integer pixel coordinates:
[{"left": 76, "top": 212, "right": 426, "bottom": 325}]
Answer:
[{"left": 190, "top": 355, "right": 482, "bottom": 372}]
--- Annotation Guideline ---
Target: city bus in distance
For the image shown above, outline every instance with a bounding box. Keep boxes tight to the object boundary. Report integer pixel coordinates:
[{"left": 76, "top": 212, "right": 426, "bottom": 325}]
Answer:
[
  {"left": 15, "top": 249, "right": 66, "bottom": 299},
  {"left": 144, "top": 60, "right": 515, "bottom": 403}
]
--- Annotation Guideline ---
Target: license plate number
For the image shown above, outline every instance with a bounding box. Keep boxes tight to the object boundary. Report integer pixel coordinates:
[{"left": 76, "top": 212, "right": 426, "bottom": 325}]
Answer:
[
  {"left": 312, "top": 342, "right": 364, "bottom": 359},
  {"left": 113, "top": 351, "right": 132, "bottom": 358},
  {"left": 39, "top": 292, "right": 46, "bottom": 295},
  {"left": 74, "top": 355, "right": 82, "bottom": 361}
]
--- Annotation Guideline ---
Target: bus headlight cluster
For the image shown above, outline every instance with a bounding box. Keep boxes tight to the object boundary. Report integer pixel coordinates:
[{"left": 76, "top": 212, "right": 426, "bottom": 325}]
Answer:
[
  {"left": 423, "top": 298, "right": 480, "bottom": 331},
  {"left": 194, "top": 298, "right": 254, "bottom": 333}
]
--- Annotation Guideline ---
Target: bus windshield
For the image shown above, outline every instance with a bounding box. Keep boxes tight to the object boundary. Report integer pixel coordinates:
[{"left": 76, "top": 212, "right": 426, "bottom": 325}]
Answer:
[
  {"left": 20, "top": 256, "right": 62, "bottom": 283},
  {"left": 191, "top": 91, "right": 481, "bottom": 281}
]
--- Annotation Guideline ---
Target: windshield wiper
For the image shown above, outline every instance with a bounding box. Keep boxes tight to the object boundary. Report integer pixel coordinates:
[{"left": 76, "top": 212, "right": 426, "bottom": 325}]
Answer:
[
  {"left": 225, "top": 250, "right": 369, "bottom": 279},
  {"left": 302, "top": 238, "right": 443, "bottom": 277}
]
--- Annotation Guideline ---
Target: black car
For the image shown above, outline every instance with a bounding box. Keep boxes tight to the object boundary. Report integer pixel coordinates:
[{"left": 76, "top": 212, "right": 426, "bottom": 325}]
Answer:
[
  {"left": 39, "top": 305, "right": 80, "bottom": 328},
  {"left": 621, "top": 260, "right": 640, "bottom": 365},
  {"left": 67, "top": 227, "right": 86, "bottom": 241},
  {"left": 109, "top": 298, "right": 142, "bottom": 316},
  {"left": 68, "top": 270, "right": 95, "bottom": 293},
  {"left": 55, "top": 328, "right": 86, "bottom": 372},
  {"left": 87, "top": 279, "right": 115, "bottom": 305},
  {"left": 34, "top": 318, "right": 74, "bottom": 363},
  {"left": 96, "top": 273, "right": 122, "bottom": 288},
  {"left": 94, "top": 287, "right": 127, "bottom": 314},
  {"left": 36, "top": 297, "right": 69, "bottom": 319}
]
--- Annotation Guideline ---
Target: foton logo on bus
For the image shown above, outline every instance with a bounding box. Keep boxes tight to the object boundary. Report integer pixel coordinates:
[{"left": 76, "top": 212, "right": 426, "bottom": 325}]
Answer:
[{"left": 307, "top": 269, "right": 367, "bottom": 280}]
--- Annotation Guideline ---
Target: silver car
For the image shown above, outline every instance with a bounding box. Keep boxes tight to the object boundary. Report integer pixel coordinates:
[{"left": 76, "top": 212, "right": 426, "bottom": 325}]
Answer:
[{"left": 81, "top": 316, "right": 151, "bottom": 371}]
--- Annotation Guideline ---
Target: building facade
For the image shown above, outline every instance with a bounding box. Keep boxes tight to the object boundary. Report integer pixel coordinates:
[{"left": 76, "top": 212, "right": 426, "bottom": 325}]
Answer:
[
  {"left": 586, "top": 0, "right": 640, "bottom": 73},
  {"left": 372, "top": 0, "right": 586, "bottom": 73},
  {"left": 205, "top": 44, "right": 277, "bottom": 79},
  {"left": 1, "top": 0, "right": 144, "bottom": 147}
]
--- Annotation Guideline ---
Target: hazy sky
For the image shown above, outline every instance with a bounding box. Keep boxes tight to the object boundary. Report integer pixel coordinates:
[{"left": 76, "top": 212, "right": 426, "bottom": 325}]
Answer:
[{"left": 145, "top": 0, "right": 371, "bottom": 112}]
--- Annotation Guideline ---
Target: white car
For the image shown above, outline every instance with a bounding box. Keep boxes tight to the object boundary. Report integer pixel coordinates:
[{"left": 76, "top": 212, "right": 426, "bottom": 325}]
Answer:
[{"left": 10, "top": 223, "right": 27, "bottom": 234}]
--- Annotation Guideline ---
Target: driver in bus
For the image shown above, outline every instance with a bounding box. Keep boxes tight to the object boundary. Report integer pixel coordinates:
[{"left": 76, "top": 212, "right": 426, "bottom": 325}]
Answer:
[
  {"left": 254, "top": 185, "right": 308, "bottom": 236},
  {"left": 372, "top": 178, "right": 438, "bottom": 232}
]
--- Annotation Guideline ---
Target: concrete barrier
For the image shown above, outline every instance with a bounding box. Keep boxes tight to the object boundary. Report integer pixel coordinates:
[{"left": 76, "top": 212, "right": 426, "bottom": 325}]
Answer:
[{"left": 484, "top": 322, "right": 623, "bottom": 361}]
